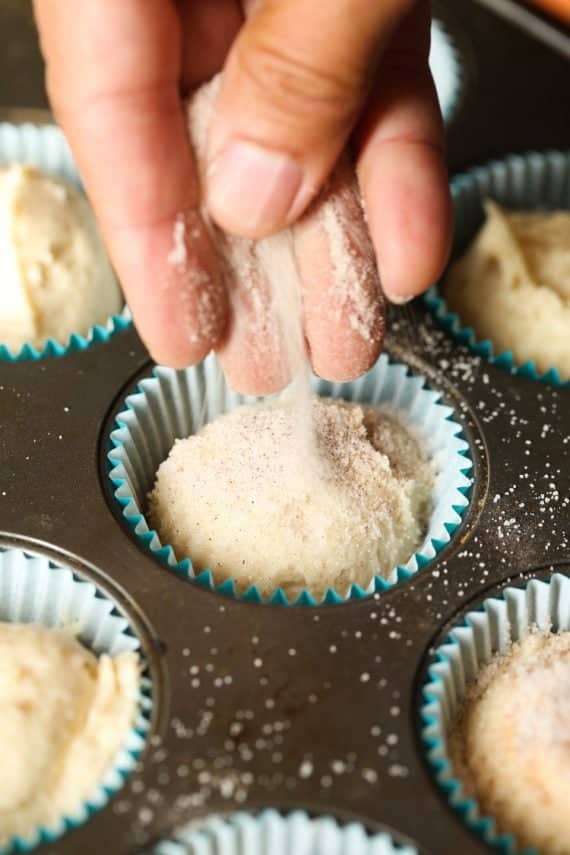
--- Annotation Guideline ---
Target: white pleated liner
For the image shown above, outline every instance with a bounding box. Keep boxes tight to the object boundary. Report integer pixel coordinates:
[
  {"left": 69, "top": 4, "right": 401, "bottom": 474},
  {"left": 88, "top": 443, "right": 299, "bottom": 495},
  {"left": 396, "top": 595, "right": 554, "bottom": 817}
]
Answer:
[
  {"left": 426, "top": 150, "right": 570, "bottom": 384},
  {"left": 422, "top": 573, "right": 570, "bottom": 846},
  {"left": 0, "top": 548, "right": 152, "bottom": 852},
  {"left": 151, "top": 810, "right": 417, "bottom": 855},
  {"left": 448, "top": 150, "right": 570, "bottom": 261},
  {"left": 109, "top": 353, "right": 472, "bottom": 603},
  {"left": 0, "top": 122, "right": 130, "bottom": 359},
  {"left": 0, "top": 122, "right": 78, "bottom": 184},
  {"left": 429, "top": 18, "right": 465, "bottom": 126}
]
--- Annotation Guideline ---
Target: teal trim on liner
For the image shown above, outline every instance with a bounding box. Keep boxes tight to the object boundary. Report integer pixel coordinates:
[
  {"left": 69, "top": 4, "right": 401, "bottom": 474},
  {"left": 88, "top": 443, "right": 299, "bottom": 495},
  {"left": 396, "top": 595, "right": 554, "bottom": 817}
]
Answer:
[
  {"left": 425, "top": 149, "right": 570, "bottom": 388},
  {"left": 420, "top": 573, "right": 570, "bottom": 855},
  {"left": 0, "top": 313, "right": 131, "bottom": 363},
  {"left": 0, "top": 548, "right": 152, "bottom": 855},
  {"left": 107, "top": 355, "right": 473, "bottom": 606},
  {"left": 421, "top": 639, "right": 537, "bottom": 855},
  {"left": 425, "top": 285, "right": 570, "bottom": 389},
  {"left": 0, "top": 121, "right": 132, "bottom": 363}
]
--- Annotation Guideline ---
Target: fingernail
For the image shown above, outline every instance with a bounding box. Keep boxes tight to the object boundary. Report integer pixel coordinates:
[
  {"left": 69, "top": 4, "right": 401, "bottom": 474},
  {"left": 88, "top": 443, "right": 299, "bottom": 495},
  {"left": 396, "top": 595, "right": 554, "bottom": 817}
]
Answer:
[
  {"left": 207, "top": 141, "right": 303, "bottom": 235},
  {"left": 387, "top": 292, "right": 415, "bottom": 306}
]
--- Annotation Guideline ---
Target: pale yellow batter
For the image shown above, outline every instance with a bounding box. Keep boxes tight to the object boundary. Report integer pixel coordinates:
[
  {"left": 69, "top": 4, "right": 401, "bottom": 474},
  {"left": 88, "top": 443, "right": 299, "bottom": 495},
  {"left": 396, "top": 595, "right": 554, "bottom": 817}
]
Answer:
[
  {"left": 443, "top": 201, "right": 570, "bottom": 378},
  {"left": 0, "top": 622, "right": 139, "bottom": 845},
  {"left": 451, "top": 631, "right": 570, "bottom": 855},
  {"left": 0, "top": 165, "right": 121, "bottom": 352},
  {"left": 149, "top": 396, "right": 434, "bottom": 599}
]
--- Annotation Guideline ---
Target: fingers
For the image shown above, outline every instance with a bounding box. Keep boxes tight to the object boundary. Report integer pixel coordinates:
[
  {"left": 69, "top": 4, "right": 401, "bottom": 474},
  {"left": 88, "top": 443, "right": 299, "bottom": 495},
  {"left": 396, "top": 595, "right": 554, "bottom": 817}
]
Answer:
[
  {"left": 215, "top": 166, "right": 385, "bottom": 393},
  {"left": 114, "top": 210, "right": 226, "bottom": 368},
  {"left": 214, "top": 234, "right": 294, "bottom": 395},
  {"left": 204, "top": 0, "right": 414, "bottom": 238},
  {"left": 187, "top": 75, "right": 289, "bottom": 395},
  {"left": 294, "top": 155, "right": 384, "bottom": 381},
  {"left": 33, "top": 0, "right": 228, "bottom": 367},
  {"left": 179, "top": 0, "right": 242, "bottom": 90},
  {"left": 188, "top": 76, "right": 382, "bottom": 392},
  {"left": 356, "top": 1, "right": 452, "bottom": 303}
]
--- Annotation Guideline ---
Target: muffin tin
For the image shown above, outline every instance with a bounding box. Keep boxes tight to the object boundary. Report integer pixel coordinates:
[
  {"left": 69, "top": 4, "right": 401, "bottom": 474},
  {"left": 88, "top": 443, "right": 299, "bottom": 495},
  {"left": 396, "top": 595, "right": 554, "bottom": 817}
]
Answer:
[
  {"left": 425, "top": 148, "right": 570, "bottom": 386},
  {"left": 107, "top": 353, "right": 473, "bottom": 605},
  {"left": 0, "top": 549, "right": 152, "bottom": 851},
  {"left": 422, "top": 571, "right": 570, "bottom": 853},
  {"left": 0, "top": 122, "right": 131, "bottom": 362},
  {"left": 1, "top": 1, "right": 570, "bottom": 853}
]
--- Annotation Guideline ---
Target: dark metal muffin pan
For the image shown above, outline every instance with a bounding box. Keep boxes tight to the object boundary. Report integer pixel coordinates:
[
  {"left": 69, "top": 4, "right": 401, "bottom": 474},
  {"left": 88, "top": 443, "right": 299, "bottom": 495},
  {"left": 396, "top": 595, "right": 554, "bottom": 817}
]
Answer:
[{"left": 1, "top": 1, "right": 569, "bottom": 853}]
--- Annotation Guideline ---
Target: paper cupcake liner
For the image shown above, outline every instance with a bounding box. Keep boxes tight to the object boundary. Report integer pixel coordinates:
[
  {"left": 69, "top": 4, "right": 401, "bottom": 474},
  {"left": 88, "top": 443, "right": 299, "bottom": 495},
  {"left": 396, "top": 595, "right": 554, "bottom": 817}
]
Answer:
[
  {"left": 107, "top": 352, "right": 472, "bottom": 606},
  {"left": 0, "top": 122, "right": 131, "bottom": 362},
  {"left": 149, "top": 809, "right": 417, "bottom": 855},
  {"left": 421, "top": 571, "right": 570, "bottom": 854},
  {"left": 430, "top": 17, "right": 465, "bottom": 126},
  {"left": 425, "top": 149, "right": 570, "bottom": 386},
  {"left": 0, "top": 547, "right": 152, "bottom": 854}
]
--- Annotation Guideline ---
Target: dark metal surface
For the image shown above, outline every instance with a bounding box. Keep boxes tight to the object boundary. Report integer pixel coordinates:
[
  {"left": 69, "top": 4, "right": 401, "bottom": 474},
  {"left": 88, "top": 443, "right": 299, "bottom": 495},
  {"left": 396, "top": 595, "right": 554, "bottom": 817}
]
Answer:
[
  {"left": 0, "top": 1, "right": 45, "bottom": 111},
  {"left": 0, "top": 2, "right": 569, "bottom": 854},
  {"left": 473, "top": 0, "right": 570, "bottom": 59},
  {"left": 440, "top": 3, "right": 570, "bottom": 173}
]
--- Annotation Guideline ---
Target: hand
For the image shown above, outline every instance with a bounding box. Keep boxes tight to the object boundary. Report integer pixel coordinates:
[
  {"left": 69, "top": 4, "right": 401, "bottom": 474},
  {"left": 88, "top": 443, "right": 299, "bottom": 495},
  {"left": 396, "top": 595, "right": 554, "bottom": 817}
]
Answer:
[{"left": 33, "top": 0, "right": 451, "bottom": 392}]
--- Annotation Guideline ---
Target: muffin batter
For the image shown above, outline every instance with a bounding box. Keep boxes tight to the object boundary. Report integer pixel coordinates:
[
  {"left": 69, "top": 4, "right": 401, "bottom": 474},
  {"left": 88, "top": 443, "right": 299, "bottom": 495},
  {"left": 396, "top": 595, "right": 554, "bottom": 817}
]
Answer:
[
  {"left": 149, "top": 396, "right": 434, "bottom": 599},
  {"left": 450, "top": 630, "right": 570, "bottom": 855},
  {"left": 0, "top": 164, "right": 122, "bottom": 352},
  {"left": 443, "top": 201, "right": 570, "bottom": 378},
  {"left": 0, "top": 622, "right": 139, "bottom": 845}
]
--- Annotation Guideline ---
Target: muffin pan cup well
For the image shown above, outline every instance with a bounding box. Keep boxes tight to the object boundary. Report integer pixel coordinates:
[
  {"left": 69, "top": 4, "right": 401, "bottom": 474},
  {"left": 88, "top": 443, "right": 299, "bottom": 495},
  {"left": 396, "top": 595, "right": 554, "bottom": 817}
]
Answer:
[
  {"left": 421, "top": 569, "right": 570, "bottom": 854},
  {"left": 0, "top": 121, "right": 131, "bottom": 362},
  {"left": 106, "top": 353, "right": 472, "bottom": 605},
  {"left": 1, "top": 4, "right": 570, "bottom": 850},
  {"left": 146, "top": 809, "right": 419, "bottom": 855},
  {"left": 5, "top": 282, "right": 569, "bottom": 855},
  {"left": 424, "top": 149, "right": 570, "bottom": 386},
  {"left": 0, "top": 547, "right": 152, "bottom": 854},
  {"left": 430, "top": 15, "right": 467, "bottom": 127}
]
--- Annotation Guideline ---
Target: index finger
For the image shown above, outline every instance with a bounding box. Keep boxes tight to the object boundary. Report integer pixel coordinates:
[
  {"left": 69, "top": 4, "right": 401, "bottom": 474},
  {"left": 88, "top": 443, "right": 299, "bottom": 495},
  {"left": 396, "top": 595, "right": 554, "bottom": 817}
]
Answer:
[{"left": 33, "top": 0, "right": 228, "bottom": 367}]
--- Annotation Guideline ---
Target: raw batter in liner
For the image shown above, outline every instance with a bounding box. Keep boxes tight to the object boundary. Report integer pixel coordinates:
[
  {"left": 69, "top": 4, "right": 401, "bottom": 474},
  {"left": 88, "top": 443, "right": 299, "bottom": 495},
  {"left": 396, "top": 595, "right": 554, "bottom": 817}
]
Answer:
[
  {"left": 149, "top": 395, "right": 434, "bottom": 600},
  {"left": 0, "top": 165, "right": 121, "bottom": 353},
  {"left": 151, "top": 78, "right": 423, "bottom": 600},
  {"left": 443, "top": 201, "right": 570, "bottom": 378},
  {"left": 0, "top": 622, "right": 139, "bottom": 845},
  {"left": 450, "top": 630, "right": 570, "bottom": 855}
]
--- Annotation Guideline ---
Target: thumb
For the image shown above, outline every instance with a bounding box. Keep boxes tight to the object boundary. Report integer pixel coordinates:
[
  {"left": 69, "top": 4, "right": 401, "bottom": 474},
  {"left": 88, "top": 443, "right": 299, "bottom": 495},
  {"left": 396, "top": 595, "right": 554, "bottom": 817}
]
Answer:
[{"left": 205, "top": 0, "right": 412, "bottom": 238}]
